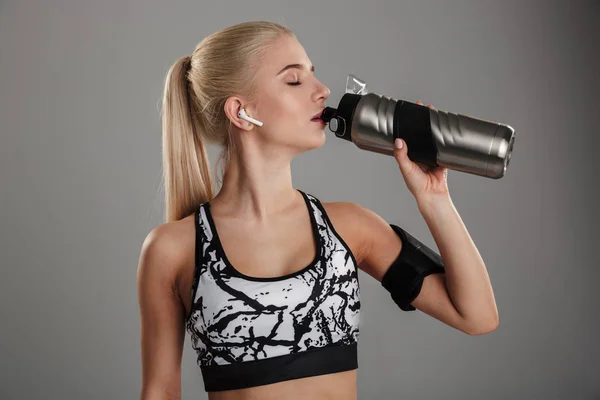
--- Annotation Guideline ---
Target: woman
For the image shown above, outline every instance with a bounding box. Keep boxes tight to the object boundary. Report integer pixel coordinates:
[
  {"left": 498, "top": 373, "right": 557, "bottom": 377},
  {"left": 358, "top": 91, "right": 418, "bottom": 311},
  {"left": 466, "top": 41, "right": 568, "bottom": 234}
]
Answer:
[{"left": 137, "top": 21, "right": 499, "bottom": 400}]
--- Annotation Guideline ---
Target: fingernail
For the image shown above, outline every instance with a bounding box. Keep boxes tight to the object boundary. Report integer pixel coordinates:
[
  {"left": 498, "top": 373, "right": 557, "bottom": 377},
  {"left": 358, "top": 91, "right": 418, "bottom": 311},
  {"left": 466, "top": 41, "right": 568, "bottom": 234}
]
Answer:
[{"left": 395, "top": 138, "right": 403, "bottom": 149}]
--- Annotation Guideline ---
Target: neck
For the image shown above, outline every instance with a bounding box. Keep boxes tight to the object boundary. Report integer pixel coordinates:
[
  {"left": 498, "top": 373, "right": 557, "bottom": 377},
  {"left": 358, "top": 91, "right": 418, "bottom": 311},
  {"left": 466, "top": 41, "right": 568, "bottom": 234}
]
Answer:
[{"left": 211, "top": 147, "right": 300, "bottom": 223}]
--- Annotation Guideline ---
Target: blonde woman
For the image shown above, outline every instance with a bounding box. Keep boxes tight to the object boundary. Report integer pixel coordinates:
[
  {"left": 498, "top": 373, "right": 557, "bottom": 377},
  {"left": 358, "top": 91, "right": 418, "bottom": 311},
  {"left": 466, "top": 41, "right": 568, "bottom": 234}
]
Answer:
[{"left": 137, "top": 21, "right": 498, "bottom": 400}]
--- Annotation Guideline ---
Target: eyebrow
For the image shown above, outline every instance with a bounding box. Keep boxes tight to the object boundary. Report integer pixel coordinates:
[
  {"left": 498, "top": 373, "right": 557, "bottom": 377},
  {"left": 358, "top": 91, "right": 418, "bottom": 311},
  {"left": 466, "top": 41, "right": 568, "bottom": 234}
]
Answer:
[{"left": 276, "top": 63, "right": 315, "bottom": 76}]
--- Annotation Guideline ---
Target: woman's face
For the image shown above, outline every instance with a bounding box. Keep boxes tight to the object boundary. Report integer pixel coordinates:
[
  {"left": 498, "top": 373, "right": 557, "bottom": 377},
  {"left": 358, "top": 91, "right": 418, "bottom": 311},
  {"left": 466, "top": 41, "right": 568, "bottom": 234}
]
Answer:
[{"left": 232, "top": 34, "right": 331, "bottom": 155}]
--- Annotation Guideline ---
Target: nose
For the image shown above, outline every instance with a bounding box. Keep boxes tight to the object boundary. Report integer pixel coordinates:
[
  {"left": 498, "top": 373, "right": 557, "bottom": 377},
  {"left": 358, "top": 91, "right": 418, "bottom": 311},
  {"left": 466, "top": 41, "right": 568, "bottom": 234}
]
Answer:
[{"left": 313, "top": 80, "right": 330, "bottom": 103}]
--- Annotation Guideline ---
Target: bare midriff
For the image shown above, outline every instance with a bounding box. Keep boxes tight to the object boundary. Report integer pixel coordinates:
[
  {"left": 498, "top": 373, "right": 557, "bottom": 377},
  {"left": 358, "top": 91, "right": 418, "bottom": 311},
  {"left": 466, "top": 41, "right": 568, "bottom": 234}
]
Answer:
[{"left": 207, "top": 369, "right": 357, "bottom": 400}]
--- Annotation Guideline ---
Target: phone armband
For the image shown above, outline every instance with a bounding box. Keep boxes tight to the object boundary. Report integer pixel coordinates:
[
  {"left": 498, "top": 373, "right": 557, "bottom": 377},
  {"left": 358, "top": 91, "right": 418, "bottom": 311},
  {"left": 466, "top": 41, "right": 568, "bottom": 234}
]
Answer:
[{"left": 381, "top": 224, "right": 445, "bottom": 311}]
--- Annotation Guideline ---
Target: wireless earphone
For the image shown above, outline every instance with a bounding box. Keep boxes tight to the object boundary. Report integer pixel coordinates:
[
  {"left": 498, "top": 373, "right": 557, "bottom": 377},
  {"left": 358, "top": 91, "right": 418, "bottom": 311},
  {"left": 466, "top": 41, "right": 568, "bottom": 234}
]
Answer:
[{"left": 238, "top": 108, "right": 263, "bottom": 127}]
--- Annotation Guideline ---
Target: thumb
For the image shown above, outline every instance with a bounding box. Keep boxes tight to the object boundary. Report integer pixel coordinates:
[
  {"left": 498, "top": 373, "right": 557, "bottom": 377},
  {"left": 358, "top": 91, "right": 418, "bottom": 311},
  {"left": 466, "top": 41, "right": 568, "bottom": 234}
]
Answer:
[{"left": 393, "top": 138, "right": 412, "bottom": 176}]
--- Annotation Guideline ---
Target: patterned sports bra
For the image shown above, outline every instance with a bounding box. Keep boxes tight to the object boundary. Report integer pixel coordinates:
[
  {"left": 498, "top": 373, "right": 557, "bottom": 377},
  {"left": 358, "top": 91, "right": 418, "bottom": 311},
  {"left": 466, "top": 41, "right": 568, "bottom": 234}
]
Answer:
[{"left": 185, "top": 189, "right": 361, "bottom": 392}]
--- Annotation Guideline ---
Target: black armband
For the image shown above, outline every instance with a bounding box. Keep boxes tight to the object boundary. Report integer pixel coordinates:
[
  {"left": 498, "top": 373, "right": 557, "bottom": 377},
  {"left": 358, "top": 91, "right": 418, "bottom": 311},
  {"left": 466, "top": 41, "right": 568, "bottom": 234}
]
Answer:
[{"left": 381, "top": 224, "right": 445, "bottom": 311}]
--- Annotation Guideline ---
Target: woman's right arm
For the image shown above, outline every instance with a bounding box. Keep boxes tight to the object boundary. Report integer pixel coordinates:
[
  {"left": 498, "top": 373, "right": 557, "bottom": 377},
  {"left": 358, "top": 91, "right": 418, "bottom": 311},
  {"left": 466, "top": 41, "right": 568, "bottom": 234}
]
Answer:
[{"left": 137, "top": 225, "right": 186, "bottom": 400}]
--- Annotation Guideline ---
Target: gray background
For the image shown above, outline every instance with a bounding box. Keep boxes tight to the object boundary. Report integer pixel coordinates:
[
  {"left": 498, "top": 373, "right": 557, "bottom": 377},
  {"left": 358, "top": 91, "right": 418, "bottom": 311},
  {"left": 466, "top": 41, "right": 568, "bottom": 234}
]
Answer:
[{"left": 1, "top": 0, "right": 598, "bottom": 399}]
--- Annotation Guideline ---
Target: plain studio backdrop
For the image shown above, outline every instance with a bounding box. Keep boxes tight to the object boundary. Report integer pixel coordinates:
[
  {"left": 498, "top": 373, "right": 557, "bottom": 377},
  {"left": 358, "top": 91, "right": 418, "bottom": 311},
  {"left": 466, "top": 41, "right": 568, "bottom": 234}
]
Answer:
[{"left": 1, "top": 0, "right": 598, "bottom": 399}]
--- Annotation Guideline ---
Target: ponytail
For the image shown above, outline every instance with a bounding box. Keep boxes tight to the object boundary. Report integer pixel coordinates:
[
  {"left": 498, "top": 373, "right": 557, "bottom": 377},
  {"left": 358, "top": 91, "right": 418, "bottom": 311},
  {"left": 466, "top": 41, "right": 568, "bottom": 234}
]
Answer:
[{"left": 161, "top": 56, "right": 213, "bottom": 223}]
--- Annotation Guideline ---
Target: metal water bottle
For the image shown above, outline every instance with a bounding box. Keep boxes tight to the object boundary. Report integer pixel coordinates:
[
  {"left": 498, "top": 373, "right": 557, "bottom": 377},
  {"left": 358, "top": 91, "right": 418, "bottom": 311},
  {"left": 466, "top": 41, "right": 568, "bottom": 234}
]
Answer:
[{"left": 320, "top": 75, "right": 516, "bottom": 179}]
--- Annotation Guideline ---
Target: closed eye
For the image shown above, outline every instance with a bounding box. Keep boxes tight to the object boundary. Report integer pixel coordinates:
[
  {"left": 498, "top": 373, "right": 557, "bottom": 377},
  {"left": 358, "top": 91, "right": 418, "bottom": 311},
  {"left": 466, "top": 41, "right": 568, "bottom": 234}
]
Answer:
[{"left": 287, "top": 81, "right": 301, "bottom": 86}]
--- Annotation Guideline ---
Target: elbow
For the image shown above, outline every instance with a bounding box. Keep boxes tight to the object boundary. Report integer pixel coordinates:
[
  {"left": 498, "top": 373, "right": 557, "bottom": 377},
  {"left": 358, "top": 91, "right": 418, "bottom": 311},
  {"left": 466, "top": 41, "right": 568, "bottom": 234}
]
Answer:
[
  {"left": 140, "top": 384, "right": 181, "bottom": 400},
  {"left": 464, "top": 316, "right": 499, "bottom": 336}
]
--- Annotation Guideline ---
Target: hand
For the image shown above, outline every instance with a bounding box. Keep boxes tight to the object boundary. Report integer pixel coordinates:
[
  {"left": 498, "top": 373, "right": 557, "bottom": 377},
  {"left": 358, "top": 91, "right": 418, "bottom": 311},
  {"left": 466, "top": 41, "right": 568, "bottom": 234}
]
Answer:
[{"left": 393, "top": 101, "right": 450, "bottom": 203}]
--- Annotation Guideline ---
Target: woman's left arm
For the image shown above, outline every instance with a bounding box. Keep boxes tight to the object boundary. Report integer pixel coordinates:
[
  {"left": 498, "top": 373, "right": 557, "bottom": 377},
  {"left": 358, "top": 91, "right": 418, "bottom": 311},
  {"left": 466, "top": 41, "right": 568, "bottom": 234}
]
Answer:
[
  {"left": 360, "top": 100, "right": 498, "bottom": 335},
  {"left": 416, "top": 194, "right": 499, "bottom": 333},
  {"left": 354, "top": 196, "right": 499, "bottom": 336}
]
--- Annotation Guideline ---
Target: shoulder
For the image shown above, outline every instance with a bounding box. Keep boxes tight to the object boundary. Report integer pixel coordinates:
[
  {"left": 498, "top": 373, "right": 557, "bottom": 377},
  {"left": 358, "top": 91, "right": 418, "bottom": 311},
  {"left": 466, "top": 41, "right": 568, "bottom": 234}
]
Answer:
[
  {"left": 319, "top": 200, "right": 401, "bottom": 280},
  {"left": 319, "top": 200, "right": 377, "bottom": 229},
  {"left": 138, "top": 213, "right": 196, "bottom": 294}
]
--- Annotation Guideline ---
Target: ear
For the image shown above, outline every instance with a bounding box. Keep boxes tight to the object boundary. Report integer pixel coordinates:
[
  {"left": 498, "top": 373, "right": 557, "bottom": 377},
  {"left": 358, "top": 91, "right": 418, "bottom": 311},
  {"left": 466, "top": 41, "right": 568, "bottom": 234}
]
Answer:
[{"left": 224, "top": 96, "right": 254, "bottom": 131}]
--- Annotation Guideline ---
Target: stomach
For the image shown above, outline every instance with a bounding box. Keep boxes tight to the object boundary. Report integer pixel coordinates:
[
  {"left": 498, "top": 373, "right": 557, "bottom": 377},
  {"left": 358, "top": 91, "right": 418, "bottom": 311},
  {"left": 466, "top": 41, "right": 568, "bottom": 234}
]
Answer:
[{"left": 207, "top": 369, "right": 357, "bottom": 400}]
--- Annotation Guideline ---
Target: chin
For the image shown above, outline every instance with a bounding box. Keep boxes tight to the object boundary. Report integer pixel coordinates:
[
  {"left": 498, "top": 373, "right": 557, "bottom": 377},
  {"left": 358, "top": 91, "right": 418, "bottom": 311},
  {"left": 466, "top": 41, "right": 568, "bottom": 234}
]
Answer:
[
  {"left": 285, "top": 128, "right": 327, "bottom": 155},
  {"left": 306, "top": 129, "right": 327, "bottom": 150}
]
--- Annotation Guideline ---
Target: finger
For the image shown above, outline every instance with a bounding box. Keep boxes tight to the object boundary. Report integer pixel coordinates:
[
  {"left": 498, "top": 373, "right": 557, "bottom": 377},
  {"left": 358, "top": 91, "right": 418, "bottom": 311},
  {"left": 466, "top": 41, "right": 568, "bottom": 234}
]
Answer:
[
  {"left": 427, "top": 103, "right": 434, "bottom": 109},
  {"left": 416, "top": 100, "right": 423, "bottom": 105},
  {"left": 393, "top": 138, "right": 415, "bottom": 178}
]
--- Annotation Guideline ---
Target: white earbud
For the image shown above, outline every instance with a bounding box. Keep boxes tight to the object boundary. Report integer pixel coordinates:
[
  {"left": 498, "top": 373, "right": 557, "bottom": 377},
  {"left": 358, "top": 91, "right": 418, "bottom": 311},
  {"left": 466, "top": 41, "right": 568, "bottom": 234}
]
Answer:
[{"left": 238, "top": 108, "right": 263, "bottom": 127}]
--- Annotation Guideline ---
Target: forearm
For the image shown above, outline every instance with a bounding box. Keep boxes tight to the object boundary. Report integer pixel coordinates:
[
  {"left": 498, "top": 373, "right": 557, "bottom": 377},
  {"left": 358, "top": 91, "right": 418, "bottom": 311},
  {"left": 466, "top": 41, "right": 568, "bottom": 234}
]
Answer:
[{"left": 417, "top": 195, "right": 498, "bottom": 331}]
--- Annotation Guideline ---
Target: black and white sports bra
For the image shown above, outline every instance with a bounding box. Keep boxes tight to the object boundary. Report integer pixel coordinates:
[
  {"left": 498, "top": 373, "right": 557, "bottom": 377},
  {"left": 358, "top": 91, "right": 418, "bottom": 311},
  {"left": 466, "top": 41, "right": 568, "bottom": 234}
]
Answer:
[{"left": 185, "top": 189, "right": 361, "bottom": 392}]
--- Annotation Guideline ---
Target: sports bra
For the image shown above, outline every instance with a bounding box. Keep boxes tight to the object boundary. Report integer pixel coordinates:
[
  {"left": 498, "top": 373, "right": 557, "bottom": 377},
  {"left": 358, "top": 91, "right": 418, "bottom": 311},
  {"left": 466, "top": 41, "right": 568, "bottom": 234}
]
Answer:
[{"left": 185, "top": 189, "right": 361, "bottom": 392}]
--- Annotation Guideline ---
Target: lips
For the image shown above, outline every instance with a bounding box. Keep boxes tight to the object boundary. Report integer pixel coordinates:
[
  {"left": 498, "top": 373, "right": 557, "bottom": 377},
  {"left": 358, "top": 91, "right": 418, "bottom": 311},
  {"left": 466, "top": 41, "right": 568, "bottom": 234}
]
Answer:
[{"left": 311, "top": 108, "right": 325, "bottom": 121}]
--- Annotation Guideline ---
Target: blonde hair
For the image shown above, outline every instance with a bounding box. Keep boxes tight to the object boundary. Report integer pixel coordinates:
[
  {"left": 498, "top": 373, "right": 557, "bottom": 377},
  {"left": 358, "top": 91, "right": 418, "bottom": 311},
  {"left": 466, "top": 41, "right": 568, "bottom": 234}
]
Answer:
[{"left": 160, "top": 21, "right": 294, "bottom": 222}]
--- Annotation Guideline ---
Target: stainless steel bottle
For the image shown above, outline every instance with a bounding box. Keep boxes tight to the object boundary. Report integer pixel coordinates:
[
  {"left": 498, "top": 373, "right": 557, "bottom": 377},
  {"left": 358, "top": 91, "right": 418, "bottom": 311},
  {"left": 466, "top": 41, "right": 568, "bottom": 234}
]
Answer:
[{"left": 320, "top": 75, "right": 516, "bottom": 179}]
